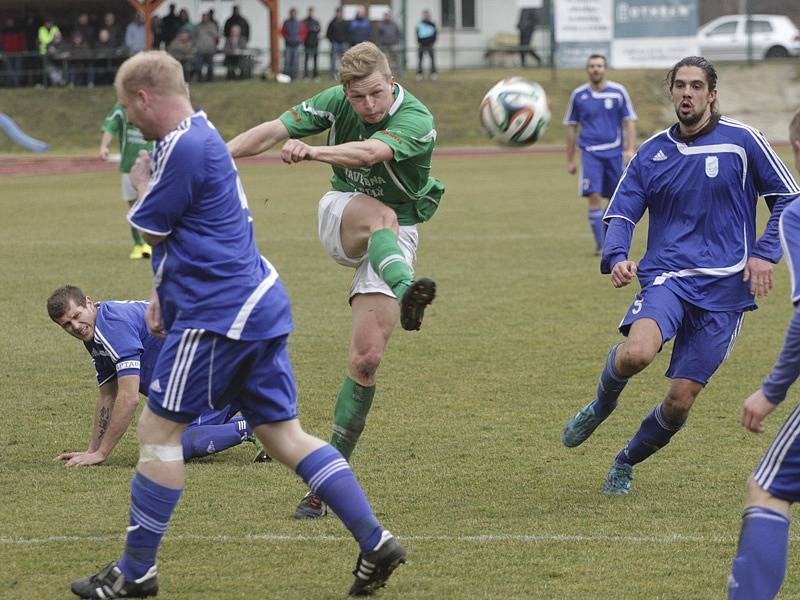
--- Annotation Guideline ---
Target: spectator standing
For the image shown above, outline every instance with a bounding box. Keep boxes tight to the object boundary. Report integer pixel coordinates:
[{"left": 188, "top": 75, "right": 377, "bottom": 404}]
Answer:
[
  {"left": 125, "top": 12, "right": 146, "bottom": 54},
  {"left": 167, "top": 28, "right": 195, "bottom": 81},
  {"left": 102, "top": 13, "right": 122, "bottom": 48},
  {"left": 348, "top": 6, "right": 372, "bottom": 47},
  {"left": 325, "top": 7, "right": 348, "bottom": 80},
  {"left": 377, "top": 11, "right": 401, "bottom": 74},
  {"left": 517, "top": 8, "right": 541, "bottom": 67},
  {"left": 416, "top": 10, "right": 437, "bottom": 80},
  {"left": 281, "top": 8, "right": 304, "bottom": 81},
  {"left": 178, "top": 9, "right": 193, "bottom": 35},
  {"left": 160, "top": 4, "right": 181, "bottom": 48},
  {"left": 224, "top": 24, "right": 249, "bottom": 80},
  {"left": 194, "top": 12, "right": 219, "bottom": 82},
  {"left": 67, "top": 31, "right": 94, "bottom": 86},
  {"left": 0, "top": 17, "right": 26, "bottom": 87},
  {"left": 303, "top": 7, "right": 320, "bottom": 80},
  {"left": 38, "top": 17, "right": 60, "bottom": 56},
  {"left": 74, "top": 13, "right": 95, "bottom": 48},
  {"left": 224, "top": 5, "right": 250, "bottom": 41}
]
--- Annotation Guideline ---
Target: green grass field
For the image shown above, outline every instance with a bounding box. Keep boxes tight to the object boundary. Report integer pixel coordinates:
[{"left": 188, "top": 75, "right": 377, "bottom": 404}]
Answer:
[{"left": 2, "top": 150, "right": 799, "bottom": 599}]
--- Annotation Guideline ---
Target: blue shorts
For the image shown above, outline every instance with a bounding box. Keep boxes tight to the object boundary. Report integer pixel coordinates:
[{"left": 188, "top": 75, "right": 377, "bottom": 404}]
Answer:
[
  {"left": 753, "top": 403, "right": 800, "bottom": 503},
  {"left": 580, "top": 151, "right": 623, "bottom": 199},
  {"left": 147, "top": 329, "right": 298, "bottom": 426},
  {"left": 619, "top": 285, "right": 745, "bottom": 385},
  {"left": 189, "top": 405, "right": 239, "bottom": 428}
]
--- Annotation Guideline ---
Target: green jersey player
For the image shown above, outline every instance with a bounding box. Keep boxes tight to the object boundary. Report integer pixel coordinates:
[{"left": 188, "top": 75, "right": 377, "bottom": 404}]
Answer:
[
  {"left": 99, "top": 103, "right": 155, "bottom": 260},
  {"left": 229, "top": 41, "right": 443, "bottom": 519}
]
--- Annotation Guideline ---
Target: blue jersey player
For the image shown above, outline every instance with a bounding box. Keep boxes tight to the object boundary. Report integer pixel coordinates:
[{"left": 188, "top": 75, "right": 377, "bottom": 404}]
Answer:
[
  {"left": 69, "top": 51, "right": 405, "bottom": 599},
  {"left": 562, "top": 56, "right": 800, "bottom": 496},
  {"left": 47, "top": 286, "right": 259, "bottom": 465},
  {"left": 564, "top": 54, "right": 637, "bottom": 255},
  {"left": 728, "top": 111, "right": 800, "bottom": 600}
]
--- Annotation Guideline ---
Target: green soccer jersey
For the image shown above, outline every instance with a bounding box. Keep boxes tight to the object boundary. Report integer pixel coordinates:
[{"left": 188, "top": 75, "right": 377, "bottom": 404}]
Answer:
[
  {"left": 100, "top": 103, "right": 153, "bottom": 174},
  {"left": 279, "top": 83, "right": 445, "bottom": 225}
]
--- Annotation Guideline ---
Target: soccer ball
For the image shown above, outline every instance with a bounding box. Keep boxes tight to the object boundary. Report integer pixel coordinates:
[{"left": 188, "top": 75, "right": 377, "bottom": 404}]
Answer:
[{"left": 480, "top": 78, "right": 550, "bottom": 147}]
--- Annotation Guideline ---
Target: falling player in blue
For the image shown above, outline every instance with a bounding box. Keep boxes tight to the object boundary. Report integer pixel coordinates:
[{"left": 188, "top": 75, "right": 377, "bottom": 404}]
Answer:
[
  {"left": 47, "top": 285, "right": 259, "bottom": 465},
  {"left": 70, "top": 51, "right": 405, "bottom": 599},
  {"left": 728, "top": 111, "right": 800, "bottom": 600},
  {"left": 562, "top": 56, "right": 800, "bottom": 495},
  {"left": 564, "top": 54, "right": 637, "bottom": 255}
]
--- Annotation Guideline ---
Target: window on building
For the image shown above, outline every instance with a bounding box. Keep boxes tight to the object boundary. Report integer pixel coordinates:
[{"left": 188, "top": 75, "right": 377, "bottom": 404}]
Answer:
[{"left": 440, "top": 0, "right": 476, "bottom": 29}]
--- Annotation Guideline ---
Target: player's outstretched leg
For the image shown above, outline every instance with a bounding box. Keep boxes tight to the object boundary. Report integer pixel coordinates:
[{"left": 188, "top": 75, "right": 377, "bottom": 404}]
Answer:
[
  {"left": 563, "top": 344, "right": 628, "bottom": 447},
  {"left": 71, "top": 561, "right": 158, "bottom": 599},
  {"left": 602, "top": 402, "right": 686, "bottom": 495}
]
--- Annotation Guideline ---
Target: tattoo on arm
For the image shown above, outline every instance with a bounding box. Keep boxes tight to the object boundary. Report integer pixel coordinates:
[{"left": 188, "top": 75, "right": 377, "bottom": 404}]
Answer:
[{"left": 98, "top": 405, "right": 111, "bottom": 441}]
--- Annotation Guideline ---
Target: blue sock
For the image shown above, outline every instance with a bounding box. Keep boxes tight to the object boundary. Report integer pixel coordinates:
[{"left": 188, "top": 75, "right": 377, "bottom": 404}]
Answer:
[
  {"left": 591, "top": 344, "right": 627, "bottom": 418},
  {"left": 729, "top": 506, "right": 790, "bottom": 599},
  {"left": 588, "top": 208, "right": 604, "bottom": 249},
  {"left": 118, "top": 472, "right": 183, "bottom": 580},
  {"left": 296, "top": 445, "right": 383, "bottom": 551},
  {"left": 616, "top": 403, "right": 686, "bottom": 466},
  {"left": 181, "top": 419, "right": 250, "bottom": 460}
]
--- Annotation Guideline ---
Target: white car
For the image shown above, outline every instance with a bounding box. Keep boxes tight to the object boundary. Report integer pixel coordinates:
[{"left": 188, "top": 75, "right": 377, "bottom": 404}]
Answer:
[{"left": 698, "top": 14, "right": 800, "bottom": 61}]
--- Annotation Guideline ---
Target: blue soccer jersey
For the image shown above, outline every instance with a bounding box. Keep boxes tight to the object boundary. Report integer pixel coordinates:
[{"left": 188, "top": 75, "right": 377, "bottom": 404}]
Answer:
[
  {"left": 85, "top": 301, "right": 162, "bottom": 396},
  {"left": 563, "top": 81, "right": 637, "bottom": 156},
  {"left": 127, "top": 111, "right": 292, "bottom": 341},
  {"left": 602, "top": 116, "right": 800, "bottom": 312}
]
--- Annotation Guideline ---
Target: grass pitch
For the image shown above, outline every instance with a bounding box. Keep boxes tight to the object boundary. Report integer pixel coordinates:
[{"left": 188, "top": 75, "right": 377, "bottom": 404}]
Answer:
[{"left": 1, "top": 150, "right": 799, "bottom": 599}]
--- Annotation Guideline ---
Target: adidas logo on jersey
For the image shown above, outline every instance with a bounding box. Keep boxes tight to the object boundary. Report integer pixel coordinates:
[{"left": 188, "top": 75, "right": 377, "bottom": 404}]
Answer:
[
  {"left": 206, "top": 441, "right": 216, "bottom": 454},
  {"left": 150, "top": 379, "right": 162, "bottom": 393},
  {"left": 652, "top": 150, "right": 668, "bottom": 162}
]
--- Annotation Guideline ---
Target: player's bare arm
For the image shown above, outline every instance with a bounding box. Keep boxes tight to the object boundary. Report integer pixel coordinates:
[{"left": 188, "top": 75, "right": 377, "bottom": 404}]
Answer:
[
  {"left": 227, "top": 119, "right": 290, "bottom": 158},
  {"left": 566, "top": 124, "right": 578, "bottom": 174},
  {"left": 99, "top": 131, "right": 113, "bottom": 160},
  {"left": 55, "top": 379, "right": 116, "bottom": 464},
  {"left": 288, "top": 138, "right": 393, "bottom": 168},
  {"left": 146, "top": 289, "right": 166, "bottom": 338},
  {"left": 741, "top": 388, "right": 778, "bottom": 433},
  {"left": 623, "top": 119, "right": 636, "bottom": 165},
  {"left": 743, "top": 256, "right": 773, "bottom": 297},
  {"left": 610, "top": 260, "right": 637, "bottom": 288}
]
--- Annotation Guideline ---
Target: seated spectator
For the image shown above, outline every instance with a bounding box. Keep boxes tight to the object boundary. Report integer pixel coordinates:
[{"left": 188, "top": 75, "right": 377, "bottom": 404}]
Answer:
[
  {"left": 194, "top": 12, "right": 219, "bottom": 82},
  {"left": 66, "top": 30, "right": 94, "bottom": 86},
  {"left": 168, "top": 28, "right": 195, "bottom": 81},
  {"left": 224, "top": 5, "right": 250, "bottom": 41},
  {"left": 94, "top": 27, "right": 122, "bottom": 85},
  {"left": 46, "top": 30, "right": 70, "bottom": 86},
  {"left": 124, "top": 12, "right": 145, "bottom": 54},
  {"left": 224, "top": 24, "right": 250, "bottom": 80}
]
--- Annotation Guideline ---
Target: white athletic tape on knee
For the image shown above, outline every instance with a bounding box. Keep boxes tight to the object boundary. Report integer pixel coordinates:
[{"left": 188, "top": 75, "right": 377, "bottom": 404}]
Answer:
[{"left": 139, "top": 444, "right": 183, "bottom": 463}]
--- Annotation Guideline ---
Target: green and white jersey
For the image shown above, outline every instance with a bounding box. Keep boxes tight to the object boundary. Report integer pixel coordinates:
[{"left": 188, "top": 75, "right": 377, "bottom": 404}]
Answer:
[
  {"left": 279, "top": 83, "right": 444, "bottom": 225},
  {"left": 100, "top": 103, "right": 154, "bottom": 174}
]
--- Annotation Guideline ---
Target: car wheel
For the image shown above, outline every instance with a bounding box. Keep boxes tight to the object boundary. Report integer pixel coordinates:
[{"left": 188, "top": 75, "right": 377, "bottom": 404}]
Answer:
[{"left": 765, "top": 45, "right": 790, "bottom": 59}]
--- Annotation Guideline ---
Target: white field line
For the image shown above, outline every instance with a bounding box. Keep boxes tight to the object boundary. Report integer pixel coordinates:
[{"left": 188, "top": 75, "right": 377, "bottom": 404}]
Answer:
[{"left": 2, "top": 532, "right": 789, "bottom": 546}]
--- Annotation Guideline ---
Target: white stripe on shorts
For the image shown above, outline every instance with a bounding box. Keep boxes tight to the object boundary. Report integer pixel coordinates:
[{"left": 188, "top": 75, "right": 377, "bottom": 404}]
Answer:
[
  {"left": 754, "top": 403, "right": 800, "bottom": 490},
  {"left": 162, "top": 329, "right": 204, "bottom": 412}
]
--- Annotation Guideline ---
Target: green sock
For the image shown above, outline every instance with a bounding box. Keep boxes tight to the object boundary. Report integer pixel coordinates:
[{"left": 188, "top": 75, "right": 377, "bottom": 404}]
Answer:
[
  {"left": 130, "top": 226, "right": 144, "bottom": 245},
  {"left": 368, "top": 228, "right": 412, "bottom": 300},
  {"left": 330, "top": 376, "right": 376, "bottom": 461}
]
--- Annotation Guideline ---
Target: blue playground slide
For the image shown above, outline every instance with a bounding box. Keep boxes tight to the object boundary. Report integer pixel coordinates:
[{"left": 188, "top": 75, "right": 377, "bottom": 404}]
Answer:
[{"left": 0, "top": 112, "right": 48, "bottom": 152}]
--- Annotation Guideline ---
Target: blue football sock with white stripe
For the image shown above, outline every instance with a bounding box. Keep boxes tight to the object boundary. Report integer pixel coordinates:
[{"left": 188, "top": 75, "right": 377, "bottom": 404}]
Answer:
[
  {"left": 588, "top": 208, "right": 604, "bottom": 250},
  {"left": 181, "top": 417, "right": 251, "bottom": 460},
  {"left": 296, "top": 445, "right": 383, "bottom": 551},
  {"left": 591, "top": 344, "right": 627, "bottom": 418},
  {"left": 616, "top": 403, "right": 686, "bottom": 466},
  {"left": 729, "top": 506, "right": 789, "bottom": 599},
  {"left": 118, "top": 472, "right": 183, "bottom": 580}
]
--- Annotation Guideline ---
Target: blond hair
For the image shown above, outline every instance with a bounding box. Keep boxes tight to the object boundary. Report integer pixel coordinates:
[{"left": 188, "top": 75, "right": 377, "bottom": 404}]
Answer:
[
  {"left": 339, "top": 42, "right": 391, "bottom": 89},
  {"left": 115, "top": 50, "right": 189, "bottom": 100},
  {"left": 790, "top": 110, "right": 800, "bottom": 145}
]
